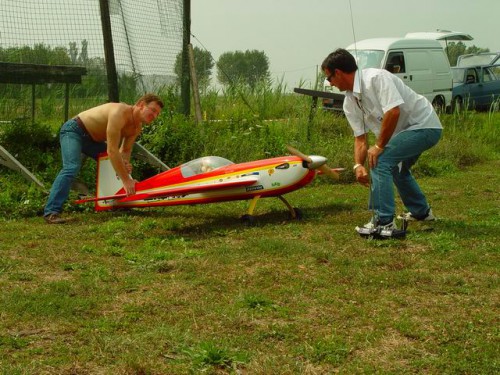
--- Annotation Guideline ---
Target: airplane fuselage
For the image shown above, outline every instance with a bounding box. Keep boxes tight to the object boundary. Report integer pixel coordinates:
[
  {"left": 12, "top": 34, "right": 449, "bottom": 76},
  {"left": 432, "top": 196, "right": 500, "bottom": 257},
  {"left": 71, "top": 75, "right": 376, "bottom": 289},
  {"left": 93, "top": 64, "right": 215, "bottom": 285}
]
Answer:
[{"left": 95, "top": 155, "right": 316, "bottom": 211}]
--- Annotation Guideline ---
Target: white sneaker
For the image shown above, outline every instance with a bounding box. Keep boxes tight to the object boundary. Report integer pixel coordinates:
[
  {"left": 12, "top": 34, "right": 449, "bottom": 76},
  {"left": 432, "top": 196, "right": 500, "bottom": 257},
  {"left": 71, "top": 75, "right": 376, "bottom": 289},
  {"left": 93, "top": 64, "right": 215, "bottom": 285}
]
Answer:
[
  {"left": 398, "top": 209, "right": 436, "bottom": 222},
  {"left": 355, "top": 218, "right": 406, "bottom": 239},
  {"left": 356, "top": 218, "right": 397, "bottom": 231}
]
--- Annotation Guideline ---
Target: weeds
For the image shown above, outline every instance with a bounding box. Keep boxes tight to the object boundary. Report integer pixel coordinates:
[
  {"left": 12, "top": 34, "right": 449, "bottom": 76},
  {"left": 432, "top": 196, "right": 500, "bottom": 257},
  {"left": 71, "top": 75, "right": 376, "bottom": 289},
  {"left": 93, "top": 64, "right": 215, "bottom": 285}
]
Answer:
[{"left": 0, "top": 89, "right": 499, "bottom": 372}]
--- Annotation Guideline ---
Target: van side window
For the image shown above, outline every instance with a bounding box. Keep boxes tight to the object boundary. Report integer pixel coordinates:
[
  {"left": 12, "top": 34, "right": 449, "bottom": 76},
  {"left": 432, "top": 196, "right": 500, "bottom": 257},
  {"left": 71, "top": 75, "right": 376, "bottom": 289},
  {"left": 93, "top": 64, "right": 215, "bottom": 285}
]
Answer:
[{"left": 385, "top": 52, "right": 406, "bottom": 74}]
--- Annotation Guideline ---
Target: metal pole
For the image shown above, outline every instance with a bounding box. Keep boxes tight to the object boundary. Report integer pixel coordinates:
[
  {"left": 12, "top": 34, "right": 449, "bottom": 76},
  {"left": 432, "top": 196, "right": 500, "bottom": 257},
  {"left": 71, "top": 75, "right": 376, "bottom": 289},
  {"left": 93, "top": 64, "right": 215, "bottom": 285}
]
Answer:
[
  {"left": 188, "top": 44, "right": 202, "bottom": 123},
  {"left": 64, "top": 83, "right": 70, "bottom": 121},
  {"left": 181, "top": 0, "right": 191, "bottom": 115},
  {"left": 99, "top": 0, "right": 120, "bottom": 102},
  {"left": 31, "top": 83, "right": 35, "bottom": 125}
]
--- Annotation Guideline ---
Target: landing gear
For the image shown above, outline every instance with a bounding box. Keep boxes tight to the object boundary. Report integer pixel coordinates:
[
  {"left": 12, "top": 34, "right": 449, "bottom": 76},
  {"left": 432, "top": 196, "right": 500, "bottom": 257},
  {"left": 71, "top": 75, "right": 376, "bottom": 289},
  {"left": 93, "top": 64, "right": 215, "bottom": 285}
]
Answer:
[
  {"left": 240, "top": 214, "right": 256, "bottom": 226},
  {"left": 289, "top": 207, "right": 303, "bottom": 220},
  {"left": 239, "top": 195, "right": 303, "bottom": 225},
  {"left": 278, "top": 196, "right": 302, "bottom": 220}
]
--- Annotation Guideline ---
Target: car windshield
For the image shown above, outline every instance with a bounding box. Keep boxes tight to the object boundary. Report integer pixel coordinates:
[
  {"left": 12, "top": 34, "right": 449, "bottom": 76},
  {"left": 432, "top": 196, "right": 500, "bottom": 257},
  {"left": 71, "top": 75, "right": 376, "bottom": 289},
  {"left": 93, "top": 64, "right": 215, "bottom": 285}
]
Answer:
[
  {"left": 180, "top": 156, "right": 234, "bottom": 178},
  {"left": 347, "top": 50, "right": 385, "bottom": 69}
]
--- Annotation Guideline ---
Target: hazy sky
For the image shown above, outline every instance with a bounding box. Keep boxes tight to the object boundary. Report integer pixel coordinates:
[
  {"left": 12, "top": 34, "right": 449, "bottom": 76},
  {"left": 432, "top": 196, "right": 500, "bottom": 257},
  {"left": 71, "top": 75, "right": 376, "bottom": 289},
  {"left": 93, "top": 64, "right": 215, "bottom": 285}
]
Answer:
[{"left": 191, "top": 0, "right": 500, "bottom": 89}]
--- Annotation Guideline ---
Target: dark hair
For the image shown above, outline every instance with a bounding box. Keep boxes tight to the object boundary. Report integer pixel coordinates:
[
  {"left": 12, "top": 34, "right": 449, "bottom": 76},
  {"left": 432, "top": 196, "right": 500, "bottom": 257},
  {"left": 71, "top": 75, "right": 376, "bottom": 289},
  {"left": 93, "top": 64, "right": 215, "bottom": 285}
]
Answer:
[
  {"left": 321, "top": 48, "right": 358, "bottom": 74},
  {"left": 136, "top": 93, "right": 164, "bottom": 108}
]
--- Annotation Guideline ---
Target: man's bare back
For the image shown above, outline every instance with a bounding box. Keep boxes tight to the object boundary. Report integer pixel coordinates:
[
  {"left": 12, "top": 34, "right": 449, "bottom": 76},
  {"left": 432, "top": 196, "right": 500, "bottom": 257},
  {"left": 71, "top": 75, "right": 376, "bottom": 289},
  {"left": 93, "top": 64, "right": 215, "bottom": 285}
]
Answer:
[{"left": 78, "top": 102, "right": 138, "bottom": 142}]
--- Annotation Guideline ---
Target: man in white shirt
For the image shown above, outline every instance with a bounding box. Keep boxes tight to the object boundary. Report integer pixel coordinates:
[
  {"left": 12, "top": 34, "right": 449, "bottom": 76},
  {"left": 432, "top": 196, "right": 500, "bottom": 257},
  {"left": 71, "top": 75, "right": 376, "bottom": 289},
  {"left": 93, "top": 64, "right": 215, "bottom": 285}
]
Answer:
[{"left": 321, "top": 48, "right": 442, "bottom": 234}]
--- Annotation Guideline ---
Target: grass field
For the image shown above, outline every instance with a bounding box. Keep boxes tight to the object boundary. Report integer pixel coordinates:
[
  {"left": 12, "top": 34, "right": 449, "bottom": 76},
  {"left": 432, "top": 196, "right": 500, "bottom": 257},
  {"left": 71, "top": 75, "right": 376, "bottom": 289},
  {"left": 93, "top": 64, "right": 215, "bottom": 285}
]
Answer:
[{"left": 1, "top": 158, "right": 498, "bottom": 374}]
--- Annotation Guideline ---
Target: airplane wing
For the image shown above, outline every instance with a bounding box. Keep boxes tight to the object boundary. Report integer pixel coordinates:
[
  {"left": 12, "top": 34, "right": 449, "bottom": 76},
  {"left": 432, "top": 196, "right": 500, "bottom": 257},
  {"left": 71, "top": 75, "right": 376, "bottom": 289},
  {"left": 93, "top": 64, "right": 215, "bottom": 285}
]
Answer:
[
  {"left": 76, "top": 175, "right": 259, "bottom": 204},
  {"left": 117, "top": 175, "right": 259, "bottom": 202}
]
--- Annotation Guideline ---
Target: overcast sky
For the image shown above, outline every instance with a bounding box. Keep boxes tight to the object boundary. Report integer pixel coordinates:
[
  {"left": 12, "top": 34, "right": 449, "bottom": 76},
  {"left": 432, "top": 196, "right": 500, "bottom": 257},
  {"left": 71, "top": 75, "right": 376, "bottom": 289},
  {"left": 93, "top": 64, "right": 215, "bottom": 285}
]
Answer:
[{"left": 191, "top": 0, "right": 500, "bottom": 90}]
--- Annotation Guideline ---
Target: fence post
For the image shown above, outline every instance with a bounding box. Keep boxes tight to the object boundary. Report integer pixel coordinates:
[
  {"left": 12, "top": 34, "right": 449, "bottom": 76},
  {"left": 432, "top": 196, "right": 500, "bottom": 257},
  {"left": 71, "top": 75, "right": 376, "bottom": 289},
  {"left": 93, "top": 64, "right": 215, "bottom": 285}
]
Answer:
[
  {"left": 99, "top": 0, "right": 120, "bottom": 102},
  {"left": 188, "top": 44, "right": 203, "bottom": 123},
  {"left": 181, "top": 0, "right": 191, "bottom": 115}
]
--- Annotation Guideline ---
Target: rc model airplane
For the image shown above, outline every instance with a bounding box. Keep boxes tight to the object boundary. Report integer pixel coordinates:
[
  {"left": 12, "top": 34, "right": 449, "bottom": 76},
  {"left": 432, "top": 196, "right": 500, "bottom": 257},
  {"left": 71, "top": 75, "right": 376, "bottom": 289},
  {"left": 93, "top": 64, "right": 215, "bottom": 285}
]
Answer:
[{"left": 76, "top": 146, "right": 342, "bottom": 224}]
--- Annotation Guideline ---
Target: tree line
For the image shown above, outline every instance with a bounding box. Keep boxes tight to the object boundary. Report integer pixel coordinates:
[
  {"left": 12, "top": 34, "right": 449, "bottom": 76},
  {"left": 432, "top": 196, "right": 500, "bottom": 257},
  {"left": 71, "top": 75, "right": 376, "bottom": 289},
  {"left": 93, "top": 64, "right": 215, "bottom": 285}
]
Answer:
[
  {"left": 176, "top": 42, "right": 491, "bottom": 92},
  {"left": 174, "top": 47, "right": 271, "bottom": 93},
  {"left": 0, "top": 40, "right": 491, "bottom": 99}
]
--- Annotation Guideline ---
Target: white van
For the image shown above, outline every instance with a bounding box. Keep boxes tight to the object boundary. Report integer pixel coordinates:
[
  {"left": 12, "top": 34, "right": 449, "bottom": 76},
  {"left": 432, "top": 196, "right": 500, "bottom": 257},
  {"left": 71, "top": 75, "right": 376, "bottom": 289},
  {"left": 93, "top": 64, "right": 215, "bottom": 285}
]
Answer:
[{"left": 324, "top": 38, "right": 453, "bottom": 112}]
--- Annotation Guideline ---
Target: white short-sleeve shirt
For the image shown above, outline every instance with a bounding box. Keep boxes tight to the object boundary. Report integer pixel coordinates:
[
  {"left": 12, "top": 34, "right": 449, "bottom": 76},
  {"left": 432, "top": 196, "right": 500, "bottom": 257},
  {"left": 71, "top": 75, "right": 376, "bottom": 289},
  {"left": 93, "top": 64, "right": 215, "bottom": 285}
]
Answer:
[{"left": 343, "top": 68, "right": 442, "bottom": 138}]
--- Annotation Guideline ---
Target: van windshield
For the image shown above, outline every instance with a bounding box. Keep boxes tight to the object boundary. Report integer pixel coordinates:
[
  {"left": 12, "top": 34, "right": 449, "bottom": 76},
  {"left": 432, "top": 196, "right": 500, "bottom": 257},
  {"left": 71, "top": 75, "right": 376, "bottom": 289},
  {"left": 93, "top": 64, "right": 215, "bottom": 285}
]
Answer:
[{"left": 347, "top": 50, "right": 385, "bottom": 69}]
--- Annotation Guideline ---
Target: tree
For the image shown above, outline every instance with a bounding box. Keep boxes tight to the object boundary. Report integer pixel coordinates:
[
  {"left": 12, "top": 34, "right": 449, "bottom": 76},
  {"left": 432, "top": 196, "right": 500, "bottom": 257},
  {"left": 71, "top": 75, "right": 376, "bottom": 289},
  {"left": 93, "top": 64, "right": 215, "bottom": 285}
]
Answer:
[
  {"left": 79, "top": 39, "right": 88, "bottom": 65},
  {"left": 216, "top": 50, "right": 271, "bottom": 90},
  {"left": 69, "top": 42, "right": 78, "bottom": 64},
  {"left": 446, "top": 42, "right": 490, "bottom": 66},
  {"left": 174, "top": 46, "right": 214, "bottom": 93}
]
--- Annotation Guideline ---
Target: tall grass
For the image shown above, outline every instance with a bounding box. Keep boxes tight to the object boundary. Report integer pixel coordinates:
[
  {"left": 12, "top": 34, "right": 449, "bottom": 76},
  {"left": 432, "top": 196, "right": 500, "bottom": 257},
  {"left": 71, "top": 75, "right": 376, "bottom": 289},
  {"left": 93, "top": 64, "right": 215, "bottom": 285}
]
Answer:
[{"left": 1, "top": 84, "right": 499, "bottom": 219}]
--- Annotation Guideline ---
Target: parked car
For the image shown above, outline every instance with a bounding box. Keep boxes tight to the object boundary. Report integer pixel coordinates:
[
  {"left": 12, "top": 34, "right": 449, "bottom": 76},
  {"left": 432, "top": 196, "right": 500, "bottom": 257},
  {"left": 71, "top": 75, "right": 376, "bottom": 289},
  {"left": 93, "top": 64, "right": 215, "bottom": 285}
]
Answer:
[{"left": 451, "top": 64, "right": 500, "bottom": 111}]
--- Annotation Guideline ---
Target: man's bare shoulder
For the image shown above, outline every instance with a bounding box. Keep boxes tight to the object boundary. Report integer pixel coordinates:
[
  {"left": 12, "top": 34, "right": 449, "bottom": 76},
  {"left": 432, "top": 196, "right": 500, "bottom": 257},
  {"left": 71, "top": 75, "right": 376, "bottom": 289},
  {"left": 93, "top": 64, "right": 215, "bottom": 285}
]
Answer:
[
  {"left": 77, "top": 102, "right": 132, "bottom": 141},
  {"left": 79, "top": 102, "right": 129, "bottom": 118}
]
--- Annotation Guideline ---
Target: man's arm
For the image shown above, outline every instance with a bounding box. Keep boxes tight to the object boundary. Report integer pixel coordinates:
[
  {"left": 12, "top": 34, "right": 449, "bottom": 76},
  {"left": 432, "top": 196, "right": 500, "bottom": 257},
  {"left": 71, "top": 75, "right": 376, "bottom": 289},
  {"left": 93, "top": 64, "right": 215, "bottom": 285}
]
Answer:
[
  {"left": 368, "top": 106, "right": 400, "bottom": 168},
  {"left": 119, "top": 135, "right": 137, "bottom": 174},
  {"left": 106, "top": 107, "right": 136, "bottom": 195},
  {"left": 353, "top": 134, "right": 369, "bottom": 186}
]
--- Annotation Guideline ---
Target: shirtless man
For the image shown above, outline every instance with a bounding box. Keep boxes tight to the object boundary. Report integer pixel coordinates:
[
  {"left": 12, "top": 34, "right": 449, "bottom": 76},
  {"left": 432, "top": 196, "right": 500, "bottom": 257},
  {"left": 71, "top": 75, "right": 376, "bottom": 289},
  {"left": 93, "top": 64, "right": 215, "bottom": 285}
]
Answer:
[{"left": 43, "top": 93, "right": 164, "bottom": 224}]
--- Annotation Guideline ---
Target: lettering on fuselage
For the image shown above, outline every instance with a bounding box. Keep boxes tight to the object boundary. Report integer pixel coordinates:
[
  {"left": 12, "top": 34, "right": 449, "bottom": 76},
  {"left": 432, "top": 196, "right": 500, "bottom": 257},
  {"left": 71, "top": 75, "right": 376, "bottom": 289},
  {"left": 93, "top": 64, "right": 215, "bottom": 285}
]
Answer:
[
  {"left": 245, "top": 185, "right": 264, "bottom": 192},
  {"left": 145, "top": 194, "right": 188, "bottom": 202}
]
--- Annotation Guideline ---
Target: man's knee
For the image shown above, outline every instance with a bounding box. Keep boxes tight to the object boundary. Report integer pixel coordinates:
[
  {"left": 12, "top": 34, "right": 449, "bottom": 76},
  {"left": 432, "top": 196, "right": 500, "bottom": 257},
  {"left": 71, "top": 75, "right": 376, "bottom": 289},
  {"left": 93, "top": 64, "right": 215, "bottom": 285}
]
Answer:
[{"left": 61, "top": 162, "right": 81, "bottom": 177}]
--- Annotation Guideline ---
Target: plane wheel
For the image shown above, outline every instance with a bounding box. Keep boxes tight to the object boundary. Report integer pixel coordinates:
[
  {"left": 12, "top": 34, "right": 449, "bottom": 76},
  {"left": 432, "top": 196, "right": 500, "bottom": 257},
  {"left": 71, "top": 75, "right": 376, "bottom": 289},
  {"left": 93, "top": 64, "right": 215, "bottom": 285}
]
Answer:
[
  {"left": 290, "top": 207, "right": 303, "bottom": 220},
  {"left": 241, "top": 214, "right": 256, "bottom": 226}
]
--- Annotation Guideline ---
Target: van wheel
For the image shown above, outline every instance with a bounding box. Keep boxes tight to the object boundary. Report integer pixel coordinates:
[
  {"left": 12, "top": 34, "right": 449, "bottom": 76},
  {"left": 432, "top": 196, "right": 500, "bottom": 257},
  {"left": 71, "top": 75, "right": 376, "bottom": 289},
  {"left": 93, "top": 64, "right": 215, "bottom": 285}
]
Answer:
[{"left": 432, "top": 97, "right": 445, "bottom": 114}]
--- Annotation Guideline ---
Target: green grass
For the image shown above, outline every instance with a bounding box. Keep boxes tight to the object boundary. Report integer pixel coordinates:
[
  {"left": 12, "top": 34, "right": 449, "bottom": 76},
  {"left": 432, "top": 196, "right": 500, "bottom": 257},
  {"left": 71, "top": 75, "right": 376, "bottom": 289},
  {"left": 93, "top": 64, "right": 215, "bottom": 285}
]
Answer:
[
  {"left": 1, "top": 90, "right": 499, "bottom": 373},
  {"left": 1, "top": 160, "right": 498, "bottom": 374}
]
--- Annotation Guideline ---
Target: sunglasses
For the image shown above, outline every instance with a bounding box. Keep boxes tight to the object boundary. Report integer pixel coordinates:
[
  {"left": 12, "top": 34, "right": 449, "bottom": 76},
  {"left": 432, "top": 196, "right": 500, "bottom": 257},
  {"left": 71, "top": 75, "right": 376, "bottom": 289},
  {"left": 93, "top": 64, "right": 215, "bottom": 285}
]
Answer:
[{"left": 325, "top": 71, "right": 335, "bottom": 83}]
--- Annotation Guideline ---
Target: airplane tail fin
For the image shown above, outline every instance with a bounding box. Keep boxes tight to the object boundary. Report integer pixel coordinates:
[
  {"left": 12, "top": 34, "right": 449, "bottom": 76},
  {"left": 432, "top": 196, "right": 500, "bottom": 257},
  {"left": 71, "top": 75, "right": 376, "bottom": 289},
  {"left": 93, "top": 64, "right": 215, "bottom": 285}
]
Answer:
[{"left": 95, "top": 153, "right": 125, "bottom": 211}]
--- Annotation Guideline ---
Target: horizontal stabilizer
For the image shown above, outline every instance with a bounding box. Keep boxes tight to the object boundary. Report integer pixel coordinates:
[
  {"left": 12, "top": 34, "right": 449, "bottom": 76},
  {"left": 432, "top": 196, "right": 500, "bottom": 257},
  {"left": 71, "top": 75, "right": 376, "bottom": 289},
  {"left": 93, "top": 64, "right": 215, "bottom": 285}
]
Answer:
[
  {"left": 76, "top": 176, "right": 259, "bottom": 204},
  {"left": 75, "top": 193, "right": 127, "bottom": 204},
  {"left": 116, "top": 176, "right": 259, "bottom": 203}
]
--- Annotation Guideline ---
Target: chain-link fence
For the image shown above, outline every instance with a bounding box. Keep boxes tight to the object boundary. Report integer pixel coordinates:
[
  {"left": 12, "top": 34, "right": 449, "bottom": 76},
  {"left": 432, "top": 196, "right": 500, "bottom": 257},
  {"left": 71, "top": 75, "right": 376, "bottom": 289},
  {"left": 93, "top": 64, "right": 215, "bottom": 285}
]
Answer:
[{"left": 0, "top": 0, "right": 184, "bottom": 123}]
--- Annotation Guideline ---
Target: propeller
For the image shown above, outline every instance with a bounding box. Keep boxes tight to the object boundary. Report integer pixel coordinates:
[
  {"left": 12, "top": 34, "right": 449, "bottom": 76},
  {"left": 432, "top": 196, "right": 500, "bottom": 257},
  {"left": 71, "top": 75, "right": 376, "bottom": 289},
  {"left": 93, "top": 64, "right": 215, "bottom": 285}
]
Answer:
[
  {"left": 286, "top": 145, "right": 340, "bottom": 180},
  {"left": 286, "top": 145, "right": 312, "bottom": 164}
]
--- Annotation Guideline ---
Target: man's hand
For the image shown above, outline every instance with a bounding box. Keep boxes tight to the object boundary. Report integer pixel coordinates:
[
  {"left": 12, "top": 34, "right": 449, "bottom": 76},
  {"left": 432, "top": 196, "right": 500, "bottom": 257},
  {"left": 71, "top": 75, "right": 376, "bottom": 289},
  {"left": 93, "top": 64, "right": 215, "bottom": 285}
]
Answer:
[
  {"left": 355, "top": 165, "right": 370, "bottom": 187},
  {"left": 123, "top": 178, "right": 137, "bottom": 196},
  {"left": 367, "top": 145, "right": 384, "bottom": 168}
]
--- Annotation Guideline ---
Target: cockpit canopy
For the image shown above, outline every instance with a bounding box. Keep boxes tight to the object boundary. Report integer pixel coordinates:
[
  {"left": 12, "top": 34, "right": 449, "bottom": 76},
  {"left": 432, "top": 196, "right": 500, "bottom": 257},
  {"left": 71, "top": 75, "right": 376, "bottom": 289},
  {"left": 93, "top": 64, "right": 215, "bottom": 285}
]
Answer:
[{"left": 180, "top": 156, "right": 234, "bottom": 178}]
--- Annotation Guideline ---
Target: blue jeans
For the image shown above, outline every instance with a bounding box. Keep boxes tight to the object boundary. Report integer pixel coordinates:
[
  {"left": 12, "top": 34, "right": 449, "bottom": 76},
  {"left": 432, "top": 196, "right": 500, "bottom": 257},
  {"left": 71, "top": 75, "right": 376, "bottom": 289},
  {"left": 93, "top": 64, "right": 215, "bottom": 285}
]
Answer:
[
  {"left": 44, "top": 119, "right": 107, "bottom": 216},
  {"left": 369, "top": 128, "right": 442, "bottom": 224}
]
